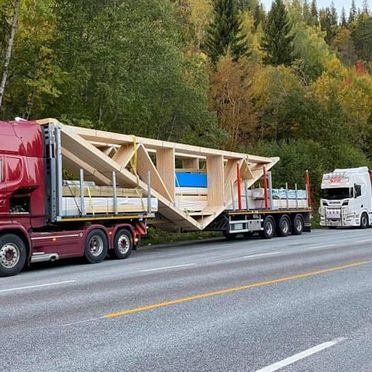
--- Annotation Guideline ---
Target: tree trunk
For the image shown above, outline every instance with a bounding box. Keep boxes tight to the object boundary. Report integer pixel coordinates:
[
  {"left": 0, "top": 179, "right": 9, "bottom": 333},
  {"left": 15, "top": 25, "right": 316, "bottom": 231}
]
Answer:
[{"left": 0, "top": 0, "right": 21, "bottom": 109}]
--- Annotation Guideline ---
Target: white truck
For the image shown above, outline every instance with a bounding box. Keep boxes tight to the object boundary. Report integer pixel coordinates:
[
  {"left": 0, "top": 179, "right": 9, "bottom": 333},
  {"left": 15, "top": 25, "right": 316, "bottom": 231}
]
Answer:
[{"left": 320, "top": 167, "right": 372, "bottom": 228}]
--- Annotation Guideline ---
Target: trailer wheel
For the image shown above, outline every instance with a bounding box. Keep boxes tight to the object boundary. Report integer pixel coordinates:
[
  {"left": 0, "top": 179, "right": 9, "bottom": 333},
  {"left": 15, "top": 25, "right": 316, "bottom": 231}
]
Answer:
[
  {"left": 112, "top": 229, "right": 133, "bottom": 259},
  {"left": 0, "top": 234, "right": 27, "bottom": 277},
  {"left": 292, "top": 214, "right": 304, "bottom": 235},
  {"left": 84, "top": 229, "right": 108, "bottom": 264},
  {"left": 278, "top": 215, "right": 291, "bottom": 237},
  {"left": 261, "top": 216, "right": 275, "bottom": 239},
  {"left": 360, "top": 213, "right": 368, "bottom": 229}
]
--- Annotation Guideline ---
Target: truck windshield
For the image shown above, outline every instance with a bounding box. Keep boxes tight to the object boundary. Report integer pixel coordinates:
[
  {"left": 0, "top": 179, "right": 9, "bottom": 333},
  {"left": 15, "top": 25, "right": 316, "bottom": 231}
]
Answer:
[{"left": 321, "top": 187, "right": 352, "bottom": 200}]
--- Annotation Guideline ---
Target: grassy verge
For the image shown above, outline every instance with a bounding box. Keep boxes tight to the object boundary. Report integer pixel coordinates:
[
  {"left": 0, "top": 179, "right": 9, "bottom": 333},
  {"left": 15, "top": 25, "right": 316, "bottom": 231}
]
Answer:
[{"left": 142, "top": 227, "right": 222, "bottom": 246}]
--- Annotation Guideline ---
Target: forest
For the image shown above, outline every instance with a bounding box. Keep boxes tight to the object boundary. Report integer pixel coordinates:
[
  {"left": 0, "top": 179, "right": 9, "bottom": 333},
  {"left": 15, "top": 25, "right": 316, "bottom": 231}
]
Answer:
[{"left": 0, "top": 0, "right": 371, "bottom": 203}]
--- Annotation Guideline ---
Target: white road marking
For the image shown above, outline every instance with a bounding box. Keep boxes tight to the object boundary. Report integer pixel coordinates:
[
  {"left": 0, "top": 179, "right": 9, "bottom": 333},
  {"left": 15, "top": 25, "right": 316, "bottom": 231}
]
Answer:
[
  {"left": 242, "top": 252, "right": 280, "bottom": 259},
  {"left": 255, "top": 337, "right": 346, "bottom": 372},
  {"left": 58, "top": 317, "right": 105, "bottom": 327},
  {"left": 0, "top": 280, "right": 76, "bottom": 294},
  {"left": 307, "top": 244, "right": 335, "bottom": 249},
  {"left": 140, "top": 263, "right": 196, "bottom": 272},
  {"left": 356, "top": 239, "right": 372, "bottom": 243}
]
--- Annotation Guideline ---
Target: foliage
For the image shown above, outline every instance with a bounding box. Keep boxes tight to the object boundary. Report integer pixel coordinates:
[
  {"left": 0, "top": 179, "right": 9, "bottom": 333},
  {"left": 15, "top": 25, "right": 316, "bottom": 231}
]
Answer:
[
  {"left": 261, "top": 0, "right": 294, "bottom": 66},
  {"left": 351, "top": 15, "right": 372, "bottom": 63},
  {"left": 203, "top": 0, "right": 249, "bottom": 64},
  {"left": 208, "top": 55, "right": 257, "bottom": 150}
]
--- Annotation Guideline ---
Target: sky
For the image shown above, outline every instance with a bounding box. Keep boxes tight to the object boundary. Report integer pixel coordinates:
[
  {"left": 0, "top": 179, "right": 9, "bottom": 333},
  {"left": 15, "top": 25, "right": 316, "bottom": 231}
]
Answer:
[{"left": 261, "top": 0, "right": 368, "bottom": 14}]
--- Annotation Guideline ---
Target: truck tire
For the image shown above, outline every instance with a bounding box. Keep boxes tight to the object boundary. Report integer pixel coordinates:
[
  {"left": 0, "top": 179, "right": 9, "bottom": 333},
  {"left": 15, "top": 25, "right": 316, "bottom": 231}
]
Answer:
[
  {"left": 261, "top": 216, "right": 275, "bottom": 239},
  {"left": 112, "top": 229, "right": 133, "bottom": 259},
  {"left": 360, "top": 213, "right": 368, "bottom": 229},
  {"left": 84, "top": 229, "right": 108, "bottom": 264},
  {"left": 277, "top": 215, "right": 291, "bottom": 237},
  {"left": 292, "top": 214, "right": 304, "bottom": 235},
  {"left": 0, "top": 234, "right": 27, "bottom": 277}
]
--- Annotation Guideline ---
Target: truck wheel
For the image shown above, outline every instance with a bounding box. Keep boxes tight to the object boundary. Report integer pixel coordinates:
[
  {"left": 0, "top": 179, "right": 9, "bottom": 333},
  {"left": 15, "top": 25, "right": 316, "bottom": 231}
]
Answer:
[
  {"left": 261, "top": 216, "right": 275, "bottom": 239},
  {"left": 292, "top": 214, "right": 304, "bottom": 235},
  {"left": 0, "top": 234, "right": 27, "bottom": 277},
  {"left": 112, "top": 229, "right": 133, "bottom": 259},
  {"left": 278, "top": 215, "right": 291, "bottom": 237},
  {"left": 360, "top": 213, "right": 368, "bottom": 229},
  {"left": 84, "top": 229, "right": 108, "bottom": 264}
]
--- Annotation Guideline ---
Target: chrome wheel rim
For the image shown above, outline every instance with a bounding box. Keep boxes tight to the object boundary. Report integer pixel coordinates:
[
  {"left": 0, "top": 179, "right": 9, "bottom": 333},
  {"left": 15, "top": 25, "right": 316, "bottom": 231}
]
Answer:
[
  {"left": 266, "top": 222, "right": 273, "bottom": 236},
  {"left": 295, "top": 219, "right": 302, "bottom": 231},
  {"left": 0, "top": 243, "right": 20, "bottom": 268},
  {"left": 282, "top": 220, "right": 289, "bottom": 234},
  {"left": 117, "top": 234, "right": 130, "bottom": 255},
  {"left": 89, "top": 236, "right": 104, "bottom": 257}
]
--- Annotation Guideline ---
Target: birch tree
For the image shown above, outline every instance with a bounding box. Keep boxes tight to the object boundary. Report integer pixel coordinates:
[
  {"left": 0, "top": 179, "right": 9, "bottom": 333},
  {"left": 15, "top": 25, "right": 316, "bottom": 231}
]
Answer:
[{"left": 0, "top": 0, "right": 20, "bottom": 108}]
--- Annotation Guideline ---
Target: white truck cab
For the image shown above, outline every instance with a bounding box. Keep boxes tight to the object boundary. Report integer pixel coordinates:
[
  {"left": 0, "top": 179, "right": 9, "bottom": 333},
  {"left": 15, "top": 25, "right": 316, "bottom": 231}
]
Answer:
[{"left": 320, "top": 167, "right": 372, "bottom": 228}]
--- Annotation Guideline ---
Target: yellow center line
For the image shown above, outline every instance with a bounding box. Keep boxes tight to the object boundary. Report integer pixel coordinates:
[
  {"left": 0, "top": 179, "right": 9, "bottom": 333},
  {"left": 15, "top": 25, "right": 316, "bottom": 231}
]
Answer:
[{"left": 104, "top": 260, "right": 369, "bottom": 319}]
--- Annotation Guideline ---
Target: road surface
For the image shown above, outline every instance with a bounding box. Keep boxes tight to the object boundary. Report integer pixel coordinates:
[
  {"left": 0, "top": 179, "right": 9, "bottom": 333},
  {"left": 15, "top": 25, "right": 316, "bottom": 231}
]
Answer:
[{"left": 1, "top": 229, "right": 372, "bottom": 371}]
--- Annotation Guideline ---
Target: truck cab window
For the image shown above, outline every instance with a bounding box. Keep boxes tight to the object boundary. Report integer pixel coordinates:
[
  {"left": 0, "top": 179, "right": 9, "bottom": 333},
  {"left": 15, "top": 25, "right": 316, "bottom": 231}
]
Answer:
[
  {"left": 10, "top": 196, "right": 30, "bottom": 214},
  {"left": 354, "top": 184, "right": 362, "bottom": 198}
]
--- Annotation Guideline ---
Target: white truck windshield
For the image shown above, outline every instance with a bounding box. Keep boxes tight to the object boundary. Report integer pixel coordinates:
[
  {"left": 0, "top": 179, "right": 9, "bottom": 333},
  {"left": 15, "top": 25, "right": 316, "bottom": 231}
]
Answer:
[{"left": 321, "top": 187, "right": 353, "bottom": 200}]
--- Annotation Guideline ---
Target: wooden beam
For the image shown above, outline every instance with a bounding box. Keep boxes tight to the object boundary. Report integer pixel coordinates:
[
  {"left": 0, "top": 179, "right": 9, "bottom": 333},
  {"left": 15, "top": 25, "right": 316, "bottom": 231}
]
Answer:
[
  {"left": 61, "top": 148, "right": 111, "bottom": 185},
  {"left": 207, "top": 155, "right": 224, "bottom": 207},
  {"left": 224, "top": 159, "right": 239, "bottom": 204},
  {"left": 156, "top": 148, "right": 175, "bottom": 200},
  {"left": 112, "top": 144, "right": 135, "bottom": 170},
  {"left": 136, "top": 145, "right": 174, "bottom": 202}
]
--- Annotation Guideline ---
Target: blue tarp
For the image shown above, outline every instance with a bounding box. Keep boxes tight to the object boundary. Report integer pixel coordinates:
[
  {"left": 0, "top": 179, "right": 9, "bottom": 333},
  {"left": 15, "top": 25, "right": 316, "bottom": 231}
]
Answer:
[{"left": 175, "top": 173, "right": 208, "bottom": 188}]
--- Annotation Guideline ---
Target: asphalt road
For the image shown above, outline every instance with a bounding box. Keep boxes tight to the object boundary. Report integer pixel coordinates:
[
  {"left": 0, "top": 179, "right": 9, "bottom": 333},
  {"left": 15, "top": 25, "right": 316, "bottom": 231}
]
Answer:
[{"left": 2, "top": 229, "right": 372, "bottom": 372}]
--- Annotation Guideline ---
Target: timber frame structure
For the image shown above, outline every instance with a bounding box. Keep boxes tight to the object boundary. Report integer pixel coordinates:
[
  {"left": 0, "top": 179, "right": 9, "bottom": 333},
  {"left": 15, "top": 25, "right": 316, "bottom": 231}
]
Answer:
[{"left": 37, "top": 119, "right": 279, "bottom": 232}]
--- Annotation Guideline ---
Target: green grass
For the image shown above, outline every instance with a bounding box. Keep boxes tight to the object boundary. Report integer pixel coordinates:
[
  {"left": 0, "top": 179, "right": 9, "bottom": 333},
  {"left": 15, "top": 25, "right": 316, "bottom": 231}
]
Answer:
[{"left": 142, "top": 227, "right": 222, "bottom": 246}]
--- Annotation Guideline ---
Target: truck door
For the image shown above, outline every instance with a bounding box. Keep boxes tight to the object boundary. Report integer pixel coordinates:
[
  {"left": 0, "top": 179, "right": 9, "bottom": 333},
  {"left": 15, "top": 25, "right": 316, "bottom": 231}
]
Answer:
[{"left": 0, "top": 156, "right": 6, "bottom": 215}]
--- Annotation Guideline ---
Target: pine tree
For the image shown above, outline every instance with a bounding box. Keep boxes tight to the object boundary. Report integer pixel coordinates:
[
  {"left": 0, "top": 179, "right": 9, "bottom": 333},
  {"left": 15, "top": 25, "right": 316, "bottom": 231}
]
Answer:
[
  {"left": 261, "top": 0, "right": 294, "bottom": 66},
  {"left": 330, "top": 2, "right": 338, "bottom": 26},
  {"left": 303, "top": 0, "right": 312, "bottom": 25},
  {"left": 349, "top": 0, "right": 357, "bottom": 24},
  {"left": 310, "top": 0, "right": 319, "bottom": 26},
  {"left": 320, "top": 6, "right": 338, "bottom": 44},
  {"left": 203, "top": 0, "right": 249, "bottom": 64},
  {"left": 253, "top": 3, "right": 265, "bottom": 29},
  {"left": 362, "top": 0, "right": 369, "bottom": 15},
  {"left": 341, "top": 7, "right": 347, "bottom": 27}
]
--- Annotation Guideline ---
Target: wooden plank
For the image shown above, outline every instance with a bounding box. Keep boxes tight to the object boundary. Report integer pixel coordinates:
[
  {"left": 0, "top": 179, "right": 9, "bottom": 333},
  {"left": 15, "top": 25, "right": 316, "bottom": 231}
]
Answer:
[
  {"left": 224, "top": 159, "right": 239, "bottom": 203},
  {"left": 64, "top": 124, "right": 265, "bottom": 160},
  {"left": 156, "top": 148, "right": 175, "bottom": 200},
  {"left": 136, "top": 145, "right": 174, "bottom": 202},
  {"left": 207, "top": 155, "right": 224, "bottom": 207},
  {"left": 61, "top": 148, "right": 111, "bottom": 186},
  {"left": 112, "top": 144, "right": 135, "bottom": 170},
  {"left": 175, "top": 187, "right": 207, "bottom": 196}
]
